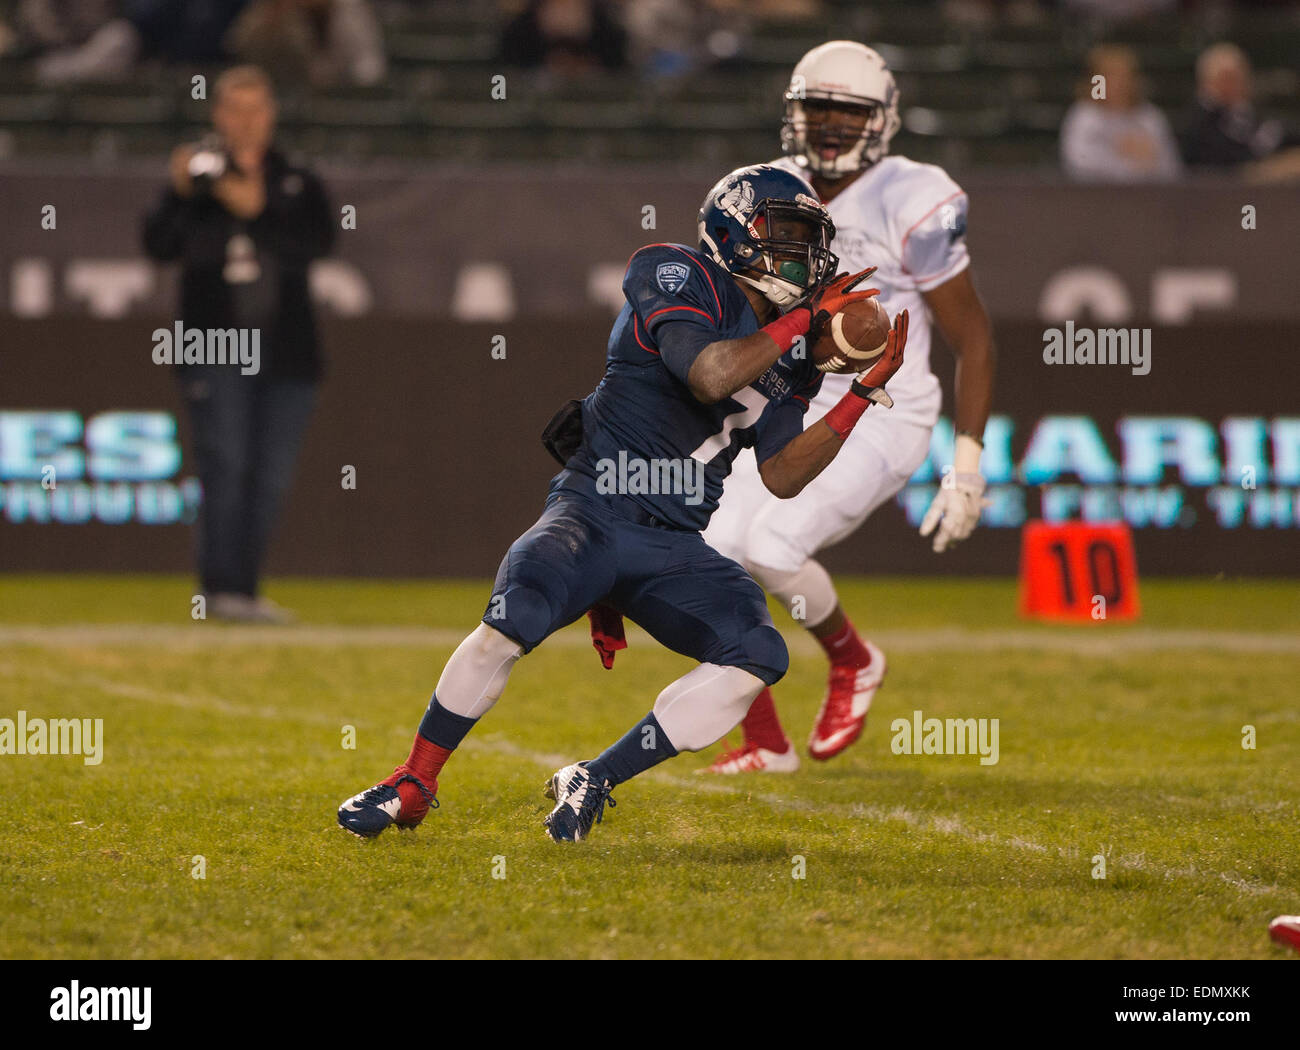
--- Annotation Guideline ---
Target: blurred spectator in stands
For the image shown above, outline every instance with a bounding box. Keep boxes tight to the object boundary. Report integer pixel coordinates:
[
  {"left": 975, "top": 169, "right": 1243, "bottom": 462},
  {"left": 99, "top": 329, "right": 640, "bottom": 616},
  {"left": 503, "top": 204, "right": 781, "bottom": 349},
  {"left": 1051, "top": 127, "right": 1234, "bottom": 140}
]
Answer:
[
  {"left": 1060, "top": 44, "right": 1182, "bottom": 182},
  {"left": 124, "top": 0, "right": 248, "bottom": 61},
  {"left": 622, "top": 0, "right": 819, "bottom": 80},
  {"left": 1183, "top": 43, "right": 1300, "bottom": 181},
  {"left": 746, "top": 0, "right": 820, "bottom": 14},
  {"left": 32, "top": 0, "right": 247, "bottom": 83},
  {"left": 142, "top": 66, "right": 334, "bottom": 622},
  {"left": 500, "top": 0, "right": 626, "bottom": 76},
  {"left": 624, "top": 0, "right": 705, "bottom": 79},
  {"left": 1062, "top": 0, "right": 1175, "bottom": 23},
  {"left": 0, "top": 0, "right": 117, "bottom": 60},
  {"left": 941, "top": 0, "right": 1047, "bottom": 31},
  {"left": 622, "top": 0, "right": 732, "bottom": 79},
  {"left": 227, "top": 0, "right": 386, "bottom": 89}
]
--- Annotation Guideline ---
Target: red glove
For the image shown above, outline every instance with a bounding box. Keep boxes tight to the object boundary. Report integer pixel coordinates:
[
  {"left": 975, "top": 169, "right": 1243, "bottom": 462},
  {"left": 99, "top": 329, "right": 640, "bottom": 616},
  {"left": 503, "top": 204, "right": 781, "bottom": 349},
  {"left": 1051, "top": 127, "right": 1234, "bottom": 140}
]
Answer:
[
  {"left": 762, "top": 267, "right": 882, "bottom": 354},
  {"left": 804, "top": 266, "right": 881, "bottom": 341},
  {"left": 824, "top": 309, "right": 910, "bottom": 436},
  {"left": 586, "top": 604, "right": 626, "bottom": 670},
  {"left": 854, "top": 308, "right": 909, "bottom": 392}
]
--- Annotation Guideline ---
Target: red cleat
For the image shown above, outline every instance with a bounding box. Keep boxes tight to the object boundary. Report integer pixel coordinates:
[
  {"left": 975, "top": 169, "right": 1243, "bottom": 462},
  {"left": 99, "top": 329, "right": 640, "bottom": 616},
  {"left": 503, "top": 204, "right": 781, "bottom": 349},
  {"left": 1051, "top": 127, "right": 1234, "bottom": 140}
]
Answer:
[
  {"left": 1269, "top": 915, "right": 1300, "bottom": 953},
  {"left": 698, "top": 739, "right": 799, "bottom": 775},
  {"left": 808, "top": 641, "right": 886, "bottom": 761}
]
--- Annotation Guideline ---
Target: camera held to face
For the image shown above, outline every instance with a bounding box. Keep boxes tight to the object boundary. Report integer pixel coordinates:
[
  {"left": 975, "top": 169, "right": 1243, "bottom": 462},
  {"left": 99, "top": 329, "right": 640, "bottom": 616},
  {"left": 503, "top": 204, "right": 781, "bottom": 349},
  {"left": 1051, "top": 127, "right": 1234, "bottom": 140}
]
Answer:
[{"left": 187, "top": 136, "right": 231, "bottom": 194}]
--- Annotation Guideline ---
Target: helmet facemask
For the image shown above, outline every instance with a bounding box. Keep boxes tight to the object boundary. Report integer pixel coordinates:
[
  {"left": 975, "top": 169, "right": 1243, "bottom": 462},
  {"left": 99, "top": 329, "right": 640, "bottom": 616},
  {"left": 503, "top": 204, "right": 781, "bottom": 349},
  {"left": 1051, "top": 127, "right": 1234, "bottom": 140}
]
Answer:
[
  {"left": 782, "top": 94, "right": 894, "bottom": 179},
  {"left": 727, "top": 198, "right": 838, "bottom": 309}
]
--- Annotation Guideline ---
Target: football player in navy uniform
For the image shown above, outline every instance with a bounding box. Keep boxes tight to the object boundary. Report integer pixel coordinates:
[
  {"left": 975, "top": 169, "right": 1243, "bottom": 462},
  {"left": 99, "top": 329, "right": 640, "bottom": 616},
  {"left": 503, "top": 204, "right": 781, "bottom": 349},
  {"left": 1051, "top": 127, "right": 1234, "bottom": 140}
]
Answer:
[{"left": 338, "top": 164, "right": 909, "bottom": 842}]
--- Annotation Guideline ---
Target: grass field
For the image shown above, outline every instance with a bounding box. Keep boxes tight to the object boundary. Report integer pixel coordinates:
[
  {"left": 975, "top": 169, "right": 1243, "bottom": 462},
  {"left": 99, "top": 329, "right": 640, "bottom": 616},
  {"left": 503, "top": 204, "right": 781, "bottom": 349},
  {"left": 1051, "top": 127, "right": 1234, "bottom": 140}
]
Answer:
[{"left": 1, "top": 574, "right": 1297, "bottom": 960}]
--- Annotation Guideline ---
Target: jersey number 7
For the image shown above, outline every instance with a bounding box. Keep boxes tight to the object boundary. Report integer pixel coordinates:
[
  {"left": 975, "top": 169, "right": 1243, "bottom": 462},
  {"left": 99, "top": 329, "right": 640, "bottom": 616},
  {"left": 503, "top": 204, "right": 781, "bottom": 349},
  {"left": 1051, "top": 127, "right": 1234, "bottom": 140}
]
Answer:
[{"left": 690, "top": 387, "right": 769, "bottom": 465}]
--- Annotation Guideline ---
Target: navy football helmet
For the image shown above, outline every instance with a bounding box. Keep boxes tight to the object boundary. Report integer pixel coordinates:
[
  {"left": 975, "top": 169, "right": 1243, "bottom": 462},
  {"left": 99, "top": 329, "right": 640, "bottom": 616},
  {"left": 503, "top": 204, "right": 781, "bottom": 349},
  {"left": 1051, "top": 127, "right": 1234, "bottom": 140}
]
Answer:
[{"left": 698, "top": 164, "right": 838, "bottom": 309}]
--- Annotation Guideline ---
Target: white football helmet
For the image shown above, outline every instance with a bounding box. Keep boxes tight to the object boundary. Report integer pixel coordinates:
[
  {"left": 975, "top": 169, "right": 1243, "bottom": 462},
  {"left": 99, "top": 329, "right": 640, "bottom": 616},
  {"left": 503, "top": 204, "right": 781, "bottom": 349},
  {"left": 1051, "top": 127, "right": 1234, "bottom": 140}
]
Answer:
[{"left": 781, "top": 40, "right": 902, "bottom": 179}]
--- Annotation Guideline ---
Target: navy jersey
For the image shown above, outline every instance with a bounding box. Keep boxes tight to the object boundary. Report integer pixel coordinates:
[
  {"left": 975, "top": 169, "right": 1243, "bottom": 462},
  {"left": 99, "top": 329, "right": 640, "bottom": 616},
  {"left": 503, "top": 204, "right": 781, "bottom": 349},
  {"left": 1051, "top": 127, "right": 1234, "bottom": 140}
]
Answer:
[{"left": 567, "top": 243, "right": 823, "bottom": 531}]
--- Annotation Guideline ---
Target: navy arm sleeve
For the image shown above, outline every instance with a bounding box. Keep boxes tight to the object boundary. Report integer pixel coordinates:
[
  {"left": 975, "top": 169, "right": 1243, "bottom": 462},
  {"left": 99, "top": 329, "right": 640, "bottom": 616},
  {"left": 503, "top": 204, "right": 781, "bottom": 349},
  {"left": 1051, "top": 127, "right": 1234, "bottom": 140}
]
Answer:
[
  {"left": 622, "top": 246, "right": 724, "bottom": 385},
  {"left": 753, "top": 367, "right": 823, "bottom": 466}
]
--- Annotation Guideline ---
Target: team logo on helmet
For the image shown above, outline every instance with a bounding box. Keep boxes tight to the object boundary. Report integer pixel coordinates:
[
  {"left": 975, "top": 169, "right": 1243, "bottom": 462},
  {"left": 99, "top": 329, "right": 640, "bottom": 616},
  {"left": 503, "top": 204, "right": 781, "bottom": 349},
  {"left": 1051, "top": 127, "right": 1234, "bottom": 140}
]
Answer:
[
  {"left": 697, "top": 163, "right": 839, "bottom": 310},
  {"left": 655, "top": 262, "right": 690, "bottom": 295},
  {"left": 717, "top": 179, "right": 756, "bottom": 218}
]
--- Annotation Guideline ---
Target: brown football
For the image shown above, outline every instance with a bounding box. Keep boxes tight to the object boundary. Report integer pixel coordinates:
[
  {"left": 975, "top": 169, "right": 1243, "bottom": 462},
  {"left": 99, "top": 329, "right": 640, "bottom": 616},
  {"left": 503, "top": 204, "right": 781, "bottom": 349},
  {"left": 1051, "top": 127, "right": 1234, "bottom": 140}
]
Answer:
[{"left": 811, "top": 296, "right": 891, "bottom": 375}]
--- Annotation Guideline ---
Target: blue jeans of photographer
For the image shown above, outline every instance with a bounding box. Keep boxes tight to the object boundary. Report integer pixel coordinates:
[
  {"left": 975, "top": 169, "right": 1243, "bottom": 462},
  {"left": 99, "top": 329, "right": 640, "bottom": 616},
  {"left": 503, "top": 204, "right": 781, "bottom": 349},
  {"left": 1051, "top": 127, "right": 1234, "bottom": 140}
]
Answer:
[{"left": 179, "top": 365, "right": 315, "bottom": 598}]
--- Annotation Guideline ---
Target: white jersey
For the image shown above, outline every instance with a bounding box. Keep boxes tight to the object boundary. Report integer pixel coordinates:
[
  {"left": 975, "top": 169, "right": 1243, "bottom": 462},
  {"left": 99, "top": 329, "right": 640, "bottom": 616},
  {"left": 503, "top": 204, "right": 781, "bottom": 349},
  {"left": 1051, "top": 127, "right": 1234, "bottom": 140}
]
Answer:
[{"left": 771, "top": 154, "right": 970, "bottom": 427}]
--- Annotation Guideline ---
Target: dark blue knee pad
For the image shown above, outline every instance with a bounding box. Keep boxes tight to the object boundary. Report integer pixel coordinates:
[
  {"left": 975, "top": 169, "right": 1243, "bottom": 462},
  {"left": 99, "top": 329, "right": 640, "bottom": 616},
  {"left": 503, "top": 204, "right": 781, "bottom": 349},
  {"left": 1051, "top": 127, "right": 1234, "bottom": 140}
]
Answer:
[
  {"left": 482, "top": 583, "right": 558, "bottom": 654},
  {"left": 482, "top": 489, "right": 617, "bottom": 653},
  {"left": 740, "top": 623, "right": 789, "bottom": 686}
]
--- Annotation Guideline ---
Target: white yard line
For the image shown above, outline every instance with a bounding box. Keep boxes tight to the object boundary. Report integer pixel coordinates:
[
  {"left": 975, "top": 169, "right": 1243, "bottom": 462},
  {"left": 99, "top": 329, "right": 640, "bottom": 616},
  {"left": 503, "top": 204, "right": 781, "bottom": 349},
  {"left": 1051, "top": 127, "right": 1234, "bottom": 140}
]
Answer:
[
  {"left": 1, "top": 623, "right": 1297, "bottom": 654},
  {"left": 0, "top": 661, "right": 1285, "bottom": 898}
]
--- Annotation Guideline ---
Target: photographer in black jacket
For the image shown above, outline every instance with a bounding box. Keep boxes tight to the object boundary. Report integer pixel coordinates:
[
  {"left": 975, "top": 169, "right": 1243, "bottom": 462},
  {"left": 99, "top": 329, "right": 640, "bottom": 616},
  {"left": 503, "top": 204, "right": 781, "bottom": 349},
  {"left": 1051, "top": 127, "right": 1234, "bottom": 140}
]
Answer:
[{"left": 143, "top": 65, "right": 334, "bottom": 622}]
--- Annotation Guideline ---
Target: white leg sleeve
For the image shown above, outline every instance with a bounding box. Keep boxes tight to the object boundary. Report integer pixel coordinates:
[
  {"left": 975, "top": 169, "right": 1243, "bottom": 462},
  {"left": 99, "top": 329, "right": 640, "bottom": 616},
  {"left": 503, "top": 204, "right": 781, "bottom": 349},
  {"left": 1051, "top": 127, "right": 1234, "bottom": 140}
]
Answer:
[
  {"left": 748, "top": 558, "right": 839, "bottom": 629},
  {"left": 433, "top": 623, "right": 523, "bottom": 720},
  {"left": 652, "top": 663, "right": 766, "bottom": 753}
]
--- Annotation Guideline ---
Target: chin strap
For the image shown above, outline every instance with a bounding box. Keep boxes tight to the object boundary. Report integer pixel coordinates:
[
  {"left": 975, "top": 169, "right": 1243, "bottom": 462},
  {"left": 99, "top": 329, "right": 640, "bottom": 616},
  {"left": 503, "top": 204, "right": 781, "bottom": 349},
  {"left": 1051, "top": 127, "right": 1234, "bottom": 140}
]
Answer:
[{"left": 736, "top": 270, "right": 804, "bottom": 309}]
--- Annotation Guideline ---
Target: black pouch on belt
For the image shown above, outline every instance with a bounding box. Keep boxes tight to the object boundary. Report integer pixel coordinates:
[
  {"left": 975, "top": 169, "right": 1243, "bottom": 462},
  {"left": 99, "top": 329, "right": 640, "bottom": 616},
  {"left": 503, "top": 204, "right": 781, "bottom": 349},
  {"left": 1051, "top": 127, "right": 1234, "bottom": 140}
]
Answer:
[{"left": 541, "top": 398, "right": 585, "bottom": 466}]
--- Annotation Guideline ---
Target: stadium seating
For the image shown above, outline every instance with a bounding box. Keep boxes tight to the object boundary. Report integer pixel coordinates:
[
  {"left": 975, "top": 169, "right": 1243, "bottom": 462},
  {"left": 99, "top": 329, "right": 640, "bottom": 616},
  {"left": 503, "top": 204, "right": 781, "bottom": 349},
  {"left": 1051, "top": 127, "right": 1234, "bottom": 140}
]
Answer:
[{"left": 0, "top": 0, "right": 1295, "bottom": 170}]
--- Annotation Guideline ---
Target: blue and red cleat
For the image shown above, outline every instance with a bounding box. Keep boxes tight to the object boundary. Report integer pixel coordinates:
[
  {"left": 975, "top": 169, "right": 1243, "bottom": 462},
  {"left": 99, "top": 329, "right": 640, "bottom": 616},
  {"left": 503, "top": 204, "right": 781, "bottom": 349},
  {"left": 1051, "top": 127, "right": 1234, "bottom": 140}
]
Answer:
[{"left": 337, "top": 765, "right": 438, "bottom": 838}]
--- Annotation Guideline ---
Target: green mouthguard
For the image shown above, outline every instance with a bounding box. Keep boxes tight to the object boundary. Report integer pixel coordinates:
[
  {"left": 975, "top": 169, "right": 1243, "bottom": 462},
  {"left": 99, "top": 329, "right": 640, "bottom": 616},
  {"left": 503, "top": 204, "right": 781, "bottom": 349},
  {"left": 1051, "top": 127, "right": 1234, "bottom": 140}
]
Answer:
[{"left": 778, "top": 260, "right": 809, "bottom": 285}]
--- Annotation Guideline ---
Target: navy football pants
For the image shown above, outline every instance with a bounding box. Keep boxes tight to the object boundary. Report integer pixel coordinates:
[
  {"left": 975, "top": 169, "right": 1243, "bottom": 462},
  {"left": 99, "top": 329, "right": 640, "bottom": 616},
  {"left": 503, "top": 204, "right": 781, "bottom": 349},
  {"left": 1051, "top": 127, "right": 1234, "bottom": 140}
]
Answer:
[{"left": 483, "top": 471, "right": 789, "bottom": 686}]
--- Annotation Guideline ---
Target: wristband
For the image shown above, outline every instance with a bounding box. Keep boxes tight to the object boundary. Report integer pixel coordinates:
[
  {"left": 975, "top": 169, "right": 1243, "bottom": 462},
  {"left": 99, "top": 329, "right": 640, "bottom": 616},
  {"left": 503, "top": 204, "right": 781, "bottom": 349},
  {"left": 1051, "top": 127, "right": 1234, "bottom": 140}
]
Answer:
[
  {"left": 823, "top": 387, "right": 871, "bottom": 438},
  {"left": 760, "top": 306, "right": 812, "bottom": 353},
  {"left": 954, "top": 433, "right": 983, "bottom": 474},
  {"left": 849, "top": 376, "right": 894, "bottom": 409}
]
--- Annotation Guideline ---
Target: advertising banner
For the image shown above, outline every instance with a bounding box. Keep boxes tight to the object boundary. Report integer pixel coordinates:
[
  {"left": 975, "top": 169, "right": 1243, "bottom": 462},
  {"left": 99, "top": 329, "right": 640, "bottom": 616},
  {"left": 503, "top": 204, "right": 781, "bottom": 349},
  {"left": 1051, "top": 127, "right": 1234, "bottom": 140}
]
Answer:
[{"left": 3, "top": 318, "right": 1295, "bottom": 578}]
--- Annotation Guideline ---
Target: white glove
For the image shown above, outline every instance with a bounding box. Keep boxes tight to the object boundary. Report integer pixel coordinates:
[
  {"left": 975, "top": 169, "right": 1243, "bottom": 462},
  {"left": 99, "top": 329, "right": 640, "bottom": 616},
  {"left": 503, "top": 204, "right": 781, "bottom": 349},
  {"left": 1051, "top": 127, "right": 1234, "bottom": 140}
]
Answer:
[{"left": 919, "top": 434, "right": 990, "bottom": 553}]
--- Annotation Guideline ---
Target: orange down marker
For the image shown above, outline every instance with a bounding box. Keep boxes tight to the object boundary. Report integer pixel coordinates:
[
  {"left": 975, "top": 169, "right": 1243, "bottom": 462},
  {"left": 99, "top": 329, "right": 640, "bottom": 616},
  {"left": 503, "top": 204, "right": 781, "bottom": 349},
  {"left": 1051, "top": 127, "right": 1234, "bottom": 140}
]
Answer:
[{"left": 1018, "top": 521, "right": 1140, "bottom": 622}]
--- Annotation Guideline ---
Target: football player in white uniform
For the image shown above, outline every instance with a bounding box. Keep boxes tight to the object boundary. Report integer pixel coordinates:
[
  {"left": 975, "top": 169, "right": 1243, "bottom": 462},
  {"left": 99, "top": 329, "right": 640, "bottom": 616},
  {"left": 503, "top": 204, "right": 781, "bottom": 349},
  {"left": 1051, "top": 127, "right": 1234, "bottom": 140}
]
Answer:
[{"left": 701, "top": 40, "right": 996, "bottom": 773}]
